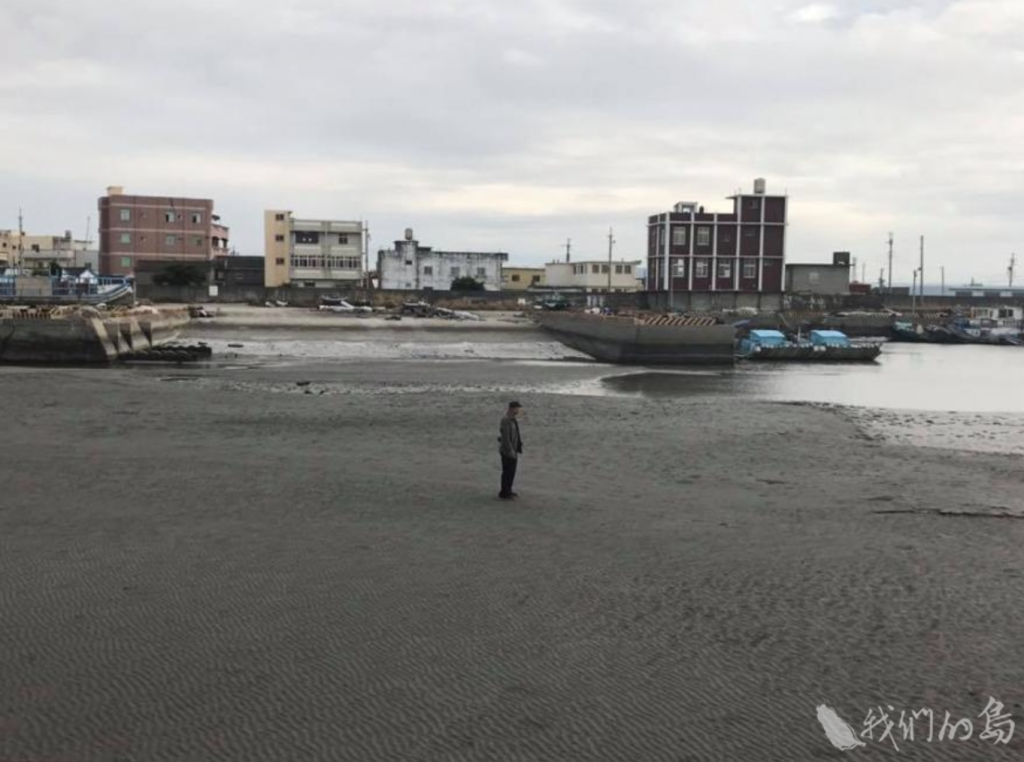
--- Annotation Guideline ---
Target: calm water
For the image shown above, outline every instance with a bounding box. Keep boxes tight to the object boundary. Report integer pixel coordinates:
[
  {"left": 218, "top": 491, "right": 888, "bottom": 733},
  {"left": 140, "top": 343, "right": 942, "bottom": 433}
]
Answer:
[{"left": 602, "top": 343, "right": 1024, "bottom": 413}]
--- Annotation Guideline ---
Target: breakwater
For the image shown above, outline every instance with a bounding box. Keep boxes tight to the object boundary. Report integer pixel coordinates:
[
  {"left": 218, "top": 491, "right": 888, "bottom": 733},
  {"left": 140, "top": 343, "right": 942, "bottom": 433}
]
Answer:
[{"left": 0, "top": 307, "right": 189, "bottom": 364}]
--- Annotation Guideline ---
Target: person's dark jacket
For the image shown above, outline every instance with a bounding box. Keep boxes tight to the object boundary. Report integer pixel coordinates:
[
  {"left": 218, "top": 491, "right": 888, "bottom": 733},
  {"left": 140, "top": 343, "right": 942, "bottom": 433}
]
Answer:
[{"left": 499, "top": 415, "right": 523, "bottom": 459}]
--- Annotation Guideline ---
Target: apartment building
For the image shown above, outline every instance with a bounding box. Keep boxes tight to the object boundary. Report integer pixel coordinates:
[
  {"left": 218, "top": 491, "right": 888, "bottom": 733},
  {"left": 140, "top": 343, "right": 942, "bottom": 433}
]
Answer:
[
  {"left": 98, "top": 186, "right": 230, "bottom": 276},
  {"left": 264, "top": 211, "right": 365, "bottom": 288},
  {"left": 647, "top": 178, "right": 787, "bottom": 294},
  {"left": 377, "top": 229, "right": 507, "bottom": 291}
]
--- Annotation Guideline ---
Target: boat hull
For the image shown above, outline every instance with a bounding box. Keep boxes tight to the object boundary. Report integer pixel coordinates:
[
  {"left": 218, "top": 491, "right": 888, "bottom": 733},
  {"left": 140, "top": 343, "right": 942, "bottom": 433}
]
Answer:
[
  {"left": 739, "top": 345, "right": 881, "bottom": 362},
  {"left": 536, "top": 312, "right": 736, "bottom": 365}
]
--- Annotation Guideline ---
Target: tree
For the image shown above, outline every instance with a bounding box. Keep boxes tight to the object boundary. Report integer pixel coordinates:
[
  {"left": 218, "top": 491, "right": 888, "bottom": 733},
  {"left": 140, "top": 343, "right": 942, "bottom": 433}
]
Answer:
[
  {"left": 451, "top": 276, "right": 485, "bottom": 292},
  {"left": 153, "top": 263, "right": 207, "bottom": 287}
]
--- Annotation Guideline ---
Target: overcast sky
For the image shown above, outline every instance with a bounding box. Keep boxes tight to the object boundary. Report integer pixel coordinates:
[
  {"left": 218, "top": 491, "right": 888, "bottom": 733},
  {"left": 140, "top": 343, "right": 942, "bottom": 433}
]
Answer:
[{"left": 1, "top": 0, "right": 1022, "bottom": 285}]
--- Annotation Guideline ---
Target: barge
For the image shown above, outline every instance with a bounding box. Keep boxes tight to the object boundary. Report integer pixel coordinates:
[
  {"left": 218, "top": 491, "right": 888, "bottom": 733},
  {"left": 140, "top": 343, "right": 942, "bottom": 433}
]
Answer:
[{"left": 535, "top": 311, "right": 736, "bottom": 365}]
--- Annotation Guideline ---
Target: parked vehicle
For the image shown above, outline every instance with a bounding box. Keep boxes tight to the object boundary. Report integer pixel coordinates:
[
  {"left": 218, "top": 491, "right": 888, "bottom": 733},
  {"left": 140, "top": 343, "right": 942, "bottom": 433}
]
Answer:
[{"left": 318, "top": 300, "right": 372, "bottom": 314}]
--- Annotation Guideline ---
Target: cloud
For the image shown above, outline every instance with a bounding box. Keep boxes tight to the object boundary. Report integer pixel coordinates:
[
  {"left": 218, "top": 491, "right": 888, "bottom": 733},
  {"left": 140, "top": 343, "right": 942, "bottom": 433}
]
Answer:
[{"left": 0, "top": 0, "right": 1021, "bottom": 284}]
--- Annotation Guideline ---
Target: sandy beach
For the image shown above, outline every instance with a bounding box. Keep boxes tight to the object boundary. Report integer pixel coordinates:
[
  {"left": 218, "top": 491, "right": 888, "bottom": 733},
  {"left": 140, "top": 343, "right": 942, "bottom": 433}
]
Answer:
[{"left": 2, "top": 353, "right": 1024, "bottom": 761}]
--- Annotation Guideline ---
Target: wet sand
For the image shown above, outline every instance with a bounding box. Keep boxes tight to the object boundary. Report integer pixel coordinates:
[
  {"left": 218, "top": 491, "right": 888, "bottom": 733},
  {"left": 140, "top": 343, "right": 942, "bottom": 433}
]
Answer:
[{"left": 2, "top": 359, "right": 1024, "bottom": 761}]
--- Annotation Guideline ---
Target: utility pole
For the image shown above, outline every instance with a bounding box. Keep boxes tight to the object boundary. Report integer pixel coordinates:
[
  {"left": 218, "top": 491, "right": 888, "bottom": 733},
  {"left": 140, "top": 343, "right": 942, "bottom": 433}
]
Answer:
[
  {"left": 887, "top": 232, "right": 893, "bottom": 293},
  {"left": 607, "top": 227, "right": 615, "bottom": 298},
  {"left": 363, "top": 220, "right": 371, "bottom": 291},
  {"left": 565, "top": 238, "right": 571, "bottom": 263},
  {"left": 1009, "top": 253, "right": 1016, "bottom": 288},
  {"left": 17, "top": 207, "right": 24, "bottom": 271},
  {"left": 878, "top": 268, "right": 885, "bottom": 290},
  {"left": 919, "top": 235, "right": 924, "bottom": 301}
]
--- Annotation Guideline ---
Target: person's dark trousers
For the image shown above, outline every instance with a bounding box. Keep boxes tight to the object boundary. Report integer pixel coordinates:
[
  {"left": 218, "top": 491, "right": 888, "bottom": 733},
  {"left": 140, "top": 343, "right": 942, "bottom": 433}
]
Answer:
[{"left": 500, "top": 456, "right": 518, "bottom": 497}]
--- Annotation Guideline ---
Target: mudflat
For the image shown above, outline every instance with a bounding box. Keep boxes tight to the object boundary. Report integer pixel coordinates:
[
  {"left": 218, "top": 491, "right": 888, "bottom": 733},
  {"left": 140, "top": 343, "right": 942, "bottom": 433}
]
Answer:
[{"left": 2, "top": 359, "right": 1022, "bottom": 761}]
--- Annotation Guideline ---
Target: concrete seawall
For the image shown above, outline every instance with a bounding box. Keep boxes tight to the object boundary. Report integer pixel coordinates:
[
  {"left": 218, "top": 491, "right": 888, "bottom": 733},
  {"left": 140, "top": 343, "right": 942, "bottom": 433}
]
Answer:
[{"left": 0, "top": 309, "right": 188, "bottom": 364}]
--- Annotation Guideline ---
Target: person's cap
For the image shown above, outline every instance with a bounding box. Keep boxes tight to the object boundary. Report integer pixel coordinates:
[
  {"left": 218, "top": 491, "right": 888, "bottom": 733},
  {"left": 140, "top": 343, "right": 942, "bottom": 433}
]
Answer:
[{"left": 508, "top": 401, "right": 523, "bottom": 408}]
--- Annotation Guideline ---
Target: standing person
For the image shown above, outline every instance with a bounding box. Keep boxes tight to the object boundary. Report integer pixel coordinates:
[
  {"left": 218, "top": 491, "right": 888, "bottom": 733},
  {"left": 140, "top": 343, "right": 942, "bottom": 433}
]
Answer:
[{"left": 498, "top": 401, "right": 524, "bottom": 500}]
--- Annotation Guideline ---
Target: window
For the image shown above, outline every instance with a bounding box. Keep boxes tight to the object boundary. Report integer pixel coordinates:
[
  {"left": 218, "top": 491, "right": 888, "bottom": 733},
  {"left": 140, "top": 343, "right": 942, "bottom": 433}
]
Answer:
[
  {"left": 191, "top": 213, "right": 202, "bottom": 224},
  {"left": 120, "top": 257, "right": 131, "bottom": 267},
  {"left": 30, "top": 244, "right": 40, "bottom": 252},
  {"left": 697, "top": 227, "right": 711, "bottom": 246},
  {"left": 275, "top": 234, "right": 285, "bottom": 242},
  {"left": 476, "top": 267, "right": 486, "bottom": 278},
  {"left": 624, "top": 265, "right": 632, "bottom": 274},
  {"left": 601, "top": 265, "right": 609, "bottom": 274},
  {"left": 615, "top": 265, "right": 623, "bottom": 274},
  {"left": 511, "top": 274, "right": 521, "bottom": 282},
  {"left": 672, "top": 260, "right": 686, "bottom": 277},
  {"left": 119, "top": 233, "right": 131, "bottom": 244},
  {"left": 165, "top": 211, "right": 177, "bottom": 222},
  {"left": 748, "top": 198, "right": 760, "bottom": 210},
  {"left": 531, "top": 275, "right": 541, "bottom": 284},
  {"left": 275, "top": 257, "right": 285, "bottom": 265},
  {"left": 275, "top": 213, "right": 285, "bottom": 221},
  {"left": 591, "top": 265, "right": 599, "bottom": 274},
  {"left": 338, "top": 234, "right": 349, "bottom": 245},
  {"left": 672, "top": 227, "right": 687, "bottom": 246},
  {"left": 450, "top": 266, "right": 460, "bottom": 278},
  {"left": 743, "top": 261, "right": 757, "bottom": 279},
  {"left": 165, "top": 235, "right": 178, "bottom": 246},
  {"left": 303, "top": 281, "right": 316, "bottom": 288},
  {"left": 194, "top": 237, "right": 204, "bottom": 247},
  {"left": 718, "top": 261, "right": 732, "bottom": 279},
  {"left": 809, "top": 271, "right": 820, "bottom": 284},
  {"left": 294, "top": 231, "right": 319, "bottom": 245},
  {"left": 423, "top": 266, "right": 433, "bottom": 276},
  {"left": 695, "top": 259, "right": 709, "bottom": 278},
  {"left": 119, "top": 209, "right": 131, "bottom": 222}
]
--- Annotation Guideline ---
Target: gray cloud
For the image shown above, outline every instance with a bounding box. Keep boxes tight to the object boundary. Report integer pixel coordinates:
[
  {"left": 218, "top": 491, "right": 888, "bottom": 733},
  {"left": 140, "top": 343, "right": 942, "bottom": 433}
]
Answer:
[{"left": 0, "top": 0, "right": 1022, "bottom": 285}]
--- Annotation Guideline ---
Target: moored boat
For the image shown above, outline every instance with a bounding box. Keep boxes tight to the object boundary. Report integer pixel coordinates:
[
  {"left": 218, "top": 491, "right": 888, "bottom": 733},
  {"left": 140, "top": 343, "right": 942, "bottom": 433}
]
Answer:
[{"left": 738, "top": 329, "right": 881, "bottom": 362}]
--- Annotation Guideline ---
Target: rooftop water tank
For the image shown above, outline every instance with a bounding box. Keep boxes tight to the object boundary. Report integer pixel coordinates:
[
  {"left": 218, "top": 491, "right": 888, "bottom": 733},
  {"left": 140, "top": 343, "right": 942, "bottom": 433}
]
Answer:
[
  {"left": 753, "top": 178, "right": 766, "bottom": 195},
  {"left": 404, "top": 228, "right": 414, "bottom": 241}
]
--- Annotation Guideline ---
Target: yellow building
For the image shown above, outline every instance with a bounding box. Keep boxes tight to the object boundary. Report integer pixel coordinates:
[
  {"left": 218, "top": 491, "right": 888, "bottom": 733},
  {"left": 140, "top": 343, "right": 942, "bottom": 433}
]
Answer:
[
  {"left": 502, "top": 266, "right": 545, "bottom": 291},
  {"left": 265, "top": 210, "right": 365, "bottom": 288}
]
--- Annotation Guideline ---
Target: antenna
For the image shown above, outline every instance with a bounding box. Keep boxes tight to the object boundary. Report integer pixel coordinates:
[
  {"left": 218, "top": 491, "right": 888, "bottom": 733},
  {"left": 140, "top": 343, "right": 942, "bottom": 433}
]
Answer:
[
  {"left": 1009, "top": 253, "right": 1016, "bottom": 288},
  {"left": 565, "top": 238, "right": 571, "bottom": 263}
]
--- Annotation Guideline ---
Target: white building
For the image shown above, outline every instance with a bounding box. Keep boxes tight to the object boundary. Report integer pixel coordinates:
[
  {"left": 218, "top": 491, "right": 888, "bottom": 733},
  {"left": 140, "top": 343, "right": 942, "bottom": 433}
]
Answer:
[
  {"left": 264, "top": 211, "right": 366, "bottom": 288},
  {"left": 543, "top": 260, "right": 642, "bottom": 293},
  {"left": 377, "top": 230, "right": 507, "bottom": 291}
]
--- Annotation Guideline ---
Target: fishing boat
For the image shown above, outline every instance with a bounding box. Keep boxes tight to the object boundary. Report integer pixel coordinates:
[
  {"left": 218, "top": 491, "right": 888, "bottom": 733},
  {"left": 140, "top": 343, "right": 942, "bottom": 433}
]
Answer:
[
  {"left": 0, "top": 272, "right": 133, "bottom": 306},
  {"left": 738, "top": 329, "right": 881, "bottom": 362},
  {"left": 535, "top": 311, "right": 736, "bottom": 365}
]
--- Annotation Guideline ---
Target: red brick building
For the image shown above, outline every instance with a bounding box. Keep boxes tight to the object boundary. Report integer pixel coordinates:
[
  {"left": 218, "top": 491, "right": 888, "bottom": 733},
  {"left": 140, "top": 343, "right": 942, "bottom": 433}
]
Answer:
[
  {"left": 647, "top": 178, "right": 787, "bottom": 294},
  {"left": 98, "top": 186, "right": 230, "bottom": 276}
]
